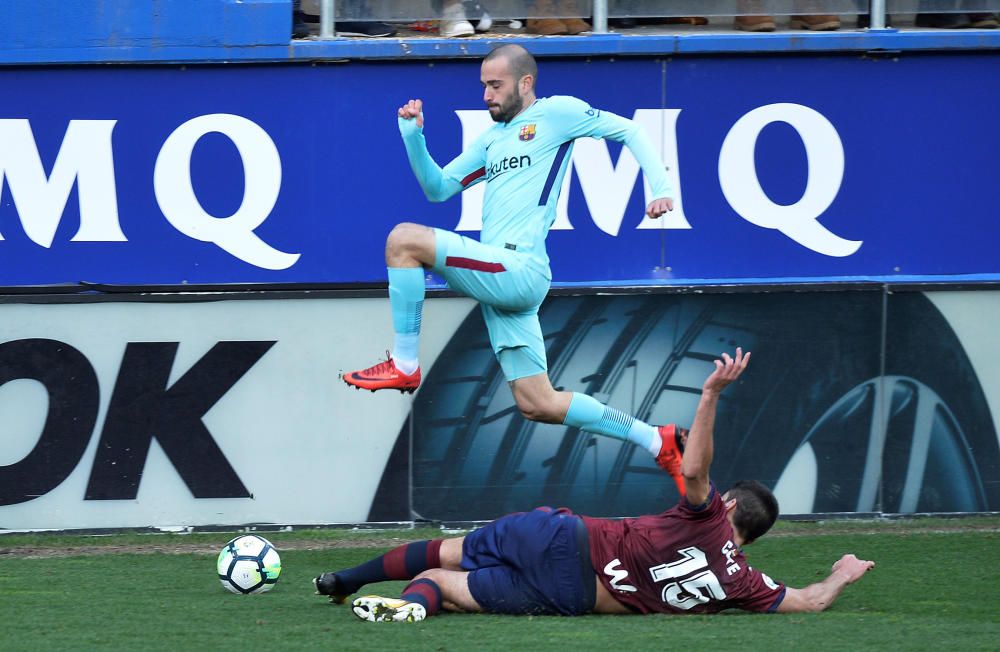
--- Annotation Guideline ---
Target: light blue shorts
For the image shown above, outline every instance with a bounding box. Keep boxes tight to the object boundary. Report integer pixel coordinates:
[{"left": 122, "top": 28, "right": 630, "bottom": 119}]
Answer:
[{"left": 432, "top": 229, "right": 551, "bottom": 381}]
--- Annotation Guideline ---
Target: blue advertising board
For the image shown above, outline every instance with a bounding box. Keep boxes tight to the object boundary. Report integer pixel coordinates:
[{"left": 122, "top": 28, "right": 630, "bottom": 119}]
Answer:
[{"left": 0, "top": 53, "right": 998, "bottom": 287}]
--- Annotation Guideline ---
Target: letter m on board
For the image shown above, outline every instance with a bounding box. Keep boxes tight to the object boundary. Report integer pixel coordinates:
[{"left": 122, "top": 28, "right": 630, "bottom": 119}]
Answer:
[{"left": 0, "top": 119, "right": 124, "bottom": 247}]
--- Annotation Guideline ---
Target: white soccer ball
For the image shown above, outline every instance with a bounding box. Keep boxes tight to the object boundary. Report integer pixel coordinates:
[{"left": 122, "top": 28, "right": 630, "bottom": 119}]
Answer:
[{"left": 217, "top": 534, "right": 282, "bottom": 594}]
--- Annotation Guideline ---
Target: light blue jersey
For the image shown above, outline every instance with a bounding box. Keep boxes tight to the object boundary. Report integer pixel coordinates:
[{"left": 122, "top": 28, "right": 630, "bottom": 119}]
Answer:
[
  {"left": 398, "top": 95, "right": 673, "bottom": 380},
  {"left": 399, "top": 95, "right": 673, "bottom": 273}
]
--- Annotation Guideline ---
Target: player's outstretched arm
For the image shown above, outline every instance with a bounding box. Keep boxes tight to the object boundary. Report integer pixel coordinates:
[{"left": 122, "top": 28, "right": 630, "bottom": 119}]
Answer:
[
  {"left": 548, "top": 97, "right": 673, "bottom": 216},
  {"left": 397, "top": 99, "right": 465, "bottom": 202},
  {"left": 599, "top": 112, "right": 673, "bottom": 218},
  {"left": 681, "top": 348, "right": 750, "bottom": 506},
  {"left": 777, "top": 554, "right": 875, "bottom": 613}
]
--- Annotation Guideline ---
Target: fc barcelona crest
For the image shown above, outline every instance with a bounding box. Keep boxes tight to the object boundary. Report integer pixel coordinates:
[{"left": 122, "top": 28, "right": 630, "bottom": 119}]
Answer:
[{"left": 519, "top": 124, "right": 536, "bottom": 141}]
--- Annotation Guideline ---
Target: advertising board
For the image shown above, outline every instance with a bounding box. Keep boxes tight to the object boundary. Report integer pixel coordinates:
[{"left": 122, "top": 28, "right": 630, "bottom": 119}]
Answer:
[{"left": 2, "top": 55, "right": 997, "bottom": 287}]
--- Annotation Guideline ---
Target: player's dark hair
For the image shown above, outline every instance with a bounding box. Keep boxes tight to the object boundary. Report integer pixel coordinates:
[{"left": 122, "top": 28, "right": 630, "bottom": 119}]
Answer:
[
  {"left": 485, "top": 44, "right": 537, "bottom": 88},
  {"left": 727, "top": 480, "right": 779, "bottom": 545}
]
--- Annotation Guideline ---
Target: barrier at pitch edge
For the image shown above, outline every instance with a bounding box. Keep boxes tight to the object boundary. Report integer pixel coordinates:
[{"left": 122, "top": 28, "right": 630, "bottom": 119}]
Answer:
[
  {"left": 0, "top": 297, "right": 474, "bottom": 530},
  {"left": 1, "top": 290, "right": 998, "bottom": 530},
  {"left": 0, "top": 55, "right": 997, "bottom": 287},
  {"left": 397, "top": 289, "right": 1000, "bottom": 521}
]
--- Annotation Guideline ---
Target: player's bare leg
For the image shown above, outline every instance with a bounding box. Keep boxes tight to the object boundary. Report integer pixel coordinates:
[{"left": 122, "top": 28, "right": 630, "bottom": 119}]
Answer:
[
  {"left": 510, "top": 372, "right": 688, "bottom": 494},
  {"left": 420, "top": 568, "right": 482, "bottom": 613},
  {"left": 343, "top": 223, "right": 436, "bottom": 393},
  {"left": 384, "top": 222, "right": 437, "bottom": 268},
  {"left": 437, "top": 537, "right": 465, "bottom": 570},
  {"left": 508, "top": 372, "right": 572, "bottom": 424}
]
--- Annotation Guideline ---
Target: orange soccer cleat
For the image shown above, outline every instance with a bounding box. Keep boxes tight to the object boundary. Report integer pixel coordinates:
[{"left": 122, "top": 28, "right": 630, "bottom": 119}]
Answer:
[
  {"left": 343, "top": 353, "right": 421, "bottom": 393},
  {"left": 655, "top": 424, "right": 689, "bottom": 496}
]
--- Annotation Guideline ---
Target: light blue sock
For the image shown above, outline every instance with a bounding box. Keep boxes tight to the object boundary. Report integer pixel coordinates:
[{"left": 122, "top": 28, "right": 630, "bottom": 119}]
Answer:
[
  {"left": 563, "top": 393, "right": 658, "bottom": 454},
  {"left": 388, "top": 267, "right": 425, "bottom": 367}
]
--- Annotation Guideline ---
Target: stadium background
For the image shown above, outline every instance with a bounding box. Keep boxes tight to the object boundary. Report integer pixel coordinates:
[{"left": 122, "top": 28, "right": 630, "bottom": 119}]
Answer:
[{"left": 1, "top": 0, "right": 998, "bottom": 530}]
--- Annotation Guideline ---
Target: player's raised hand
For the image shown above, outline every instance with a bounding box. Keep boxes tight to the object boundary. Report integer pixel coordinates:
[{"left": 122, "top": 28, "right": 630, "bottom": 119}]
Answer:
[
  {"left": 645, "top": 197, "right": 674, "bottom": 218},
  {"left": 398, "top": 99, "right": 424, "bottom": 128},
  {"left": 832, "top": 554, "right": 875, "bottom": 584},
  {"left": 703, "top": 347, "right": 750, "bottom": 394}
]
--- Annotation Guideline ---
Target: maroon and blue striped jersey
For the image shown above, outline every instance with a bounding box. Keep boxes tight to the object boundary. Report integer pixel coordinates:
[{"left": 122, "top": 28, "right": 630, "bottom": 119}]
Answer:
[{"left": 582, "top": 487, "right": 786, "bottom": 614}]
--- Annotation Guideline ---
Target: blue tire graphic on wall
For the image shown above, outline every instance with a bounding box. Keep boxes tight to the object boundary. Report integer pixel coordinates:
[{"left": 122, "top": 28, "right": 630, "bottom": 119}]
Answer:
[{"left": 368, "top": 291, "right": 999, "bottom": 521}]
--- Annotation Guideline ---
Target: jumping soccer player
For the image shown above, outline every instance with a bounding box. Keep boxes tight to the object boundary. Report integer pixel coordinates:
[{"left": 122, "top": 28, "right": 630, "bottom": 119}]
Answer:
[
  {"left": 321, "top": 349, "right": 876, "bottom": 622},
  {"left": 344, "top": 43, "right": 687, "bottom": 492}
]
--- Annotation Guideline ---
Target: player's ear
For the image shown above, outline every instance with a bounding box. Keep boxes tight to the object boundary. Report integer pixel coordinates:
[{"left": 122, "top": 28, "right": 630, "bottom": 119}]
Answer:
[{"left": 724, "top": 498, "right": 738, "bottom": 515}]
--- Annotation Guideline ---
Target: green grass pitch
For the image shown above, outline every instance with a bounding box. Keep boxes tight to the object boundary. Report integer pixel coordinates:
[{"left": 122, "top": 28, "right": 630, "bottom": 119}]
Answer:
[{"left": 1, "top": 518, "right": 998, "bottom": 651}]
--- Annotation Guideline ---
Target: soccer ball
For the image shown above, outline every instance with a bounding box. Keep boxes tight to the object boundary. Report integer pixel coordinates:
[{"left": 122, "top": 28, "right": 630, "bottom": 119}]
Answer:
[{"left": 217, "top": 535, "right": 282, "bottom": 594}]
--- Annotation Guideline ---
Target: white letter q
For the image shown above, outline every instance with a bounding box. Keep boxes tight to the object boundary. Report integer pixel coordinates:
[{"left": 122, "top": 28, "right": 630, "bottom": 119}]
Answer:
[
  {"left": 154, "top": 113, "right": 299, "bottom": 270},
  {"left": 719, "top": 103, "right": 860, "bottom": 257}
]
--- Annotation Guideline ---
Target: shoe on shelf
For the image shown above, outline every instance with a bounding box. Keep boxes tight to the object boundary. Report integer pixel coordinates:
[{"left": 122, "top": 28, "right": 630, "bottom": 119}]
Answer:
[
  {"left": 344, "top": 352, "right": 421, "bottom": 393},
  {"left": 527, "top": 0, "right": 568, "bottom": 34},
  {"left": 655, "top": 424, "right": 689, "bottom": 496},
  {"left": 734, "top": 0, "right": 775, "bottom": 32},
  {"left": 789, "top": 14, "right": 841, "bottom": 30},
  {"left": 352, "top": 595, "right": 427, "bottom": 623},
  {"left": 736, "top": 0, "right": 776, "bottom": 31},
  {"left": 562, "top": 15, "right": 592, "bottom": 33},
  {"left": 527, "top": 16, "right": 568, "bottom": 34},
  {"left": 557, "top": 0, "right": 591, "bottom": 33},
  {"left": 314, "top": 572, "right": 350, "bottom": 605},
  {"left": 335, "top": 20, "right": 398, "bottom": 37},
  {"left": 735, "top": 14, "right": 776, "bottom": 31},
  {"left": 914, "top": 12, "right": 973, "bottom": 28},
  {"left": 969, "top": 13, "right": 999, "bottom": 28},
  {"left": 440, "top": 2, "right": 475, "bottom": 37},
  {"left": 463, "top": 1, "right": 493, "bottom": 31}
]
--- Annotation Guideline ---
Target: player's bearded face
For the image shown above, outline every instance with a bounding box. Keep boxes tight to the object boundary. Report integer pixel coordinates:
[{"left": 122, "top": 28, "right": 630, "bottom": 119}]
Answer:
[{"left": 488, "top": 79, "right": 524, "bottom": 123}]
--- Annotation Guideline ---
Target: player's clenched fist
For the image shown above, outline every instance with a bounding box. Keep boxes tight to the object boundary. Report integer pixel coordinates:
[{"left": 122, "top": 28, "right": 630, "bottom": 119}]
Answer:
[
  {"left": 398, "top": 99, "right": 424, "bottom": 128},
  {"left": 645, "top": 197, "right": 674, "bottom": 218}
]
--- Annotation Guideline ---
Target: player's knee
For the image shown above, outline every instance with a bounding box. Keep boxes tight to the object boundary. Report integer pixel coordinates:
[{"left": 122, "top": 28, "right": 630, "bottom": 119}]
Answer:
[
  {"left": 518, "top": 403, "right": 540, "bottom": 422},
  {"left": 386, "top": 223, "right": 431, "bottom": 264},
  {"left": 414, "top": 568, "right": 450, "bottom": 587},
  {"left": 516, "top": 395, "right": 559, "bottom": 424},
  {"left": 386, "top": 223, "right": 416, "bottom": 251}
]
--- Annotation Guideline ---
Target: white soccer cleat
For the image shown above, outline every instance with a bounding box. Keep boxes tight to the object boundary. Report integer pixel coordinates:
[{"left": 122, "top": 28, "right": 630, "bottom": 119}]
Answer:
[
  {"left": 352, "top": 595, "right": 427, "bottom": 623},
  {"left": 439, "top": 2, "right": 475, "bottom": 37}
]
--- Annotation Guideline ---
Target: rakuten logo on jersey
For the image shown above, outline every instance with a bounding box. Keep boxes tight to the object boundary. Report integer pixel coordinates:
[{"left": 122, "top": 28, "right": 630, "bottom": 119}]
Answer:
[
  {"left": 455, "top": 104, "right": 860, "bottom": 257},
  {"left": 486, "top": 154, "right": 532, "bottom": 181}
]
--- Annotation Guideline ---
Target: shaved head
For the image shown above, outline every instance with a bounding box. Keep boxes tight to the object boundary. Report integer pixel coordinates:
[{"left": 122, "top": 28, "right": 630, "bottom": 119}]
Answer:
[{"left": 484, "top": 44, "right": 538, "bottom": 90}]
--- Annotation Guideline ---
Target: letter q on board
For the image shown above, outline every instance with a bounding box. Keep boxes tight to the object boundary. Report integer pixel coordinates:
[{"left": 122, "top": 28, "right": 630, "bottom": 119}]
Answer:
[
  {"left": 718, "top": 103, "right": 861, "bottom": 257},
  {"left": 153, "top": 113, "right": 300, "bottom": 270}
]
